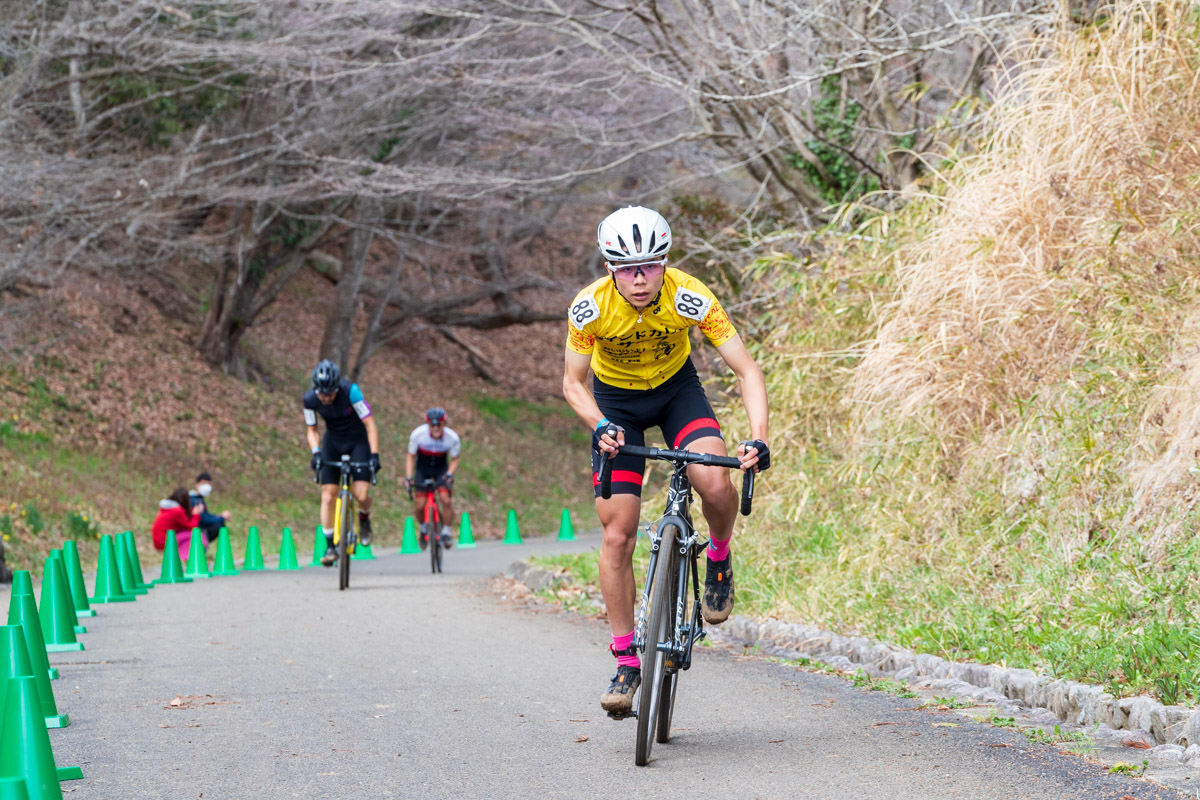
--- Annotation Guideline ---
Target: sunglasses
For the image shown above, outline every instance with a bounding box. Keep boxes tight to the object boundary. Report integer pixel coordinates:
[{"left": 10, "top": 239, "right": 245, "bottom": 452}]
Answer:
[{"left": 605, "top": 259, "right": 666, "bottom": 282}]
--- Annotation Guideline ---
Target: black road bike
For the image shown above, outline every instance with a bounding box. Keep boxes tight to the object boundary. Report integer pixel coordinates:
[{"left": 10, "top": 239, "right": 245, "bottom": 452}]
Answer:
[
  {"left": 599, "top": 442, "right": 754, "bottom": 766},
  {"left": 313, "top": 455, "right": 377, "bottom": 590}
]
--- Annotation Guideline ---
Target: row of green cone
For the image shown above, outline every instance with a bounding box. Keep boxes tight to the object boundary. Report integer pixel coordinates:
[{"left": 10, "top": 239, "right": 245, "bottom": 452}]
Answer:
[
  {"left": 393, "top": 508, "right": 576, "bottom": 554},
  {"left": 2, "top": 565, "right": 88, "bottom": 799},
  {"left": 0, "top": 522, "right": 314, "bottom": 798}
]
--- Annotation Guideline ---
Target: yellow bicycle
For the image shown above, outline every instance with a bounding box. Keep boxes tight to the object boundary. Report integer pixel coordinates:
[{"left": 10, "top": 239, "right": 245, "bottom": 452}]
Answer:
[{"left": 315, "top": 455, "right": 376, "bottom": 591}]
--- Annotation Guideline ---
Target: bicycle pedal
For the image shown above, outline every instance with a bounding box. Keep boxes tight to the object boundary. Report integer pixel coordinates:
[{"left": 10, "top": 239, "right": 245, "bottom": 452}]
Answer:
[{"left": 606, "top": 709, "right": 636, "bottom": 721}]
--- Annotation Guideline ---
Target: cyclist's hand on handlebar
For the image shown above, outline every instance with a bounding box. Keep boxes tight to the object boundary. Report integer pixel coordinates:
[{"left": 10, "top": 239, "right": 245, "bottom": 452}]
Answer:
[
  {"left": 443, "top": 473, "right": 455, "bottom": 490},
  {"left": 404, "top": 475, "right": 413, "bottom": 497},
  {"left": 310, "top": 452, "right": 323, "bottom": 473},
  {"left": 737, "top": 439, "right": 771, "bottom": 473},
  {"left": 369, "top": 453, "right": 381, "bottom": 475},
  {"left": 592, "top": 420, "right": 624, "bottom": 458}
]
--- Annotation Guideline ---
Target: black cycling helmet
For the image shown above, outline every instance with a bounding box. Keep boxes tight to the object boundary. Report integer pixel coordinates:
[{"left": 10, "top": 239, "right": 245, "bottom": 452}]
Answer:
[
  {"left": 425, "top": 407, "right": 447, "bottom": 426},
  {"left": 311, "top": 359, "right": 340, "bottom": 394}
]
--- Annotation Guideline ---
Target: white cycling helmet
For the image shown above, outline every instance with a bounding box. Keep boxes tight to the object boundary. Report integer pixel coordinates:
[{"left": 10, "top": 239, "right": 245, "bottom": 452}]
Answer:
[{"left": 596, "top": 206, "right": 672, "bottom": 263}]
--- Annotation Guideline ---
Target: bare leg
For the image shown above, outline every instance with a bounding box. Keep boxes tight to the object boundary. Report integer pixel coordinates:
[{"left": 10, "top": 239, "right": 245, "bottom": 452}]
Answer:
[
  {"left": 351, "top": 481, "right": 372, "bottom": 512},
  {"left": 685, "top": 436, "right": 738, "bottom": 541},
  {"left": 320, "top": 484, "right": 338, "bottom": 530},
  {"left": 596, "top": 494, "right": 642, "bottom": 636}
]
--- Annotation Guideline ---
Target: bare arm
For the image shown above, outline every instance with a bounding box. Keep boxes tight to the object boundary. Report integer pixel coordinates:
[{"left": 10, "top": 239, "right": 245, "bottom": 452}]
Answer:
[
  {"left": 563, "top": 349, "right": 605, "bottom": 429},
  {"left": 447, "top": 456, "right": 460, "bottom": 476},
  {"left": 563, "top": 348, "right": 625, "bottom": 454},
  {"left": 363, "top": 415, "right": 380, "bottom": 454},
  {"left": 715, "top": 334, "right": 770, "bottom": 469},
  {"left": 306, "top": 425, "right": 321, "bottom": 452},
  {"left": 405, "top": 452, "right": 416, "bottom": 478}
]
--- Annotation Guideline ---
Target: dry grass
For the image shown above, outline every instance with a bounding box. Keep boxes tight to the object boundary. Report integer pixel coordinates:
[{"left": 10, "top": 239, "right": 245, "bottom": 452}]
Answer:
[
  {"left": 854, "top": 0, "right": 1200, "bottom": 434},
  {"left": 688, "top": 1, "right": 1200, "bottom": 700}
]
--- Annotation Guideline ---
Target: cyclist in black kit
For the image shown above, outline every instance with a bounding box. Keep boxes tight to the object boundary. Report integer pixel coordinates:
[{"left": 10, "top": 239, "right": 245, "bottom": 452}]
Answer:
[{"left": 303, "top": 359, "right": 381, "bottom": 566}]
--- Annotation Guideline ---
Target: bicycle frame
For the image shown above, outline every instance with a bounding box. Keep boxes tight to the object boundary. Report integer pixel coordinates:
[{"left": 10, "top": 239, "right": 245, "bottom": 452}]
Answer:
[
  {"left": 635, "top": 463, "right": 705, "bottom": 671},
  {"left": 409, "top": 477, "right": 446, "bottom": 573},
  {"left": 314, "top": 455, "right": 376, "bottom": 590}
]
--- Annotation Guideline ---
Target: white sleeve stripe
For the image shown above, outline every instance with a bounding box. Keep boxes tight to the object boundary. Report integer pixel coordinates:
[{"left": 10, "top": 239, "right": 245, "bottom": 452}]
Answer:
[{"left": 303, "top": 409, "right": 317, "bottom": 426}]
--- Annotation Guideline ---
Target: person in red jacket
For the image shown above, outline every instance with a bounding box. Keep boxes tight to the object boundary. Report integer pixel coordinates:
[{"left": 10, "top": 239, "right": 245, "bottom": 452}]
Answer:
[{"left": 151, "top": 487, "right": 202, "bottom": 555}]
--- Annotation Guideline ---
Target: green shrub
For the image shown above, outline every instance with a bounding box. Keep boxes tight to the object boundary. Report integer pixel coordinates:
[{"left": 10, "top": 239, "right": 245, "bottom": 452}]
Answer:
[{"left": 65, "top": 511, "right": 100, "bottom": 540}]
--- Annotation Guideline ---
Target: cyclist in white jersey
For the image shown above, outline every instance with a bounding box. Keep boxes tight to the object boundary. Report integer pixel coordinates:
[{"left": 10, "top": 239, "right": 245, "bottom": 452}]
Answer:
[{"left": 404, "top": 407, "right": 461, "bottom": 549}]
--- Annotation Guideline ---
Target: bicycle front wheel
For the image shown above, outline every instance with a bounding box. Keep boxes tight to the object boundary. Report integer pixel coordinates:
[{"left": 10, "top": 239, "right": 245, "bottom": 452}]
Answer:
[
  {"left": 635, "top": 523, "right": 679, "bottom": 766},
  {"left": 338, "top": 494, "right": 352, "bottom": 590},
  {"left": 656, "top": 547, "right": 688, "bottom": 744}
]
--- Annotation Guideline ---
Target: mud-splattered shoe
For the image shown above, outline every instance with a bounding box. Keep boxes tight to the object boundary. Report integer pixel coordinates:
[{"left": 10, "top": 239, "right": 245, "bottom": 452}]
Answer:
[
  {"left": 702, "top": 553, "right": 734, "bottom": 624},
  {"left": 601, "top": 665, "right": 641, "bottom": 717}
]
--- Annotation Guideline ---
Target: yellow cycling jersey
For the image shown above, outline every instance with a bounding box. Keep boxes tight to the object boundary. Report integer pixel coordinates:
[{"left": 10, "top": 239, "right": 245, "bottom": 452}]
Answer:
[{"left": 566, "top": 267, "right": 738, "bottom": 389}]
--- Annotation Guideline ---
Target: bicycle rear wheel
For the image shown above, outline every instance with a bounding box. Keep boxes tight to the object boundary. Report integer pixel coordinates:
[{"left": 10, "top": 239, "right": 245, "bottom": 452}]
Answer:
[
  {"left": 635, "top": 523, "right": 678, "bottom": 766},
  {"left": 338, "top": 494, "right": 352, "bottom": 590}
]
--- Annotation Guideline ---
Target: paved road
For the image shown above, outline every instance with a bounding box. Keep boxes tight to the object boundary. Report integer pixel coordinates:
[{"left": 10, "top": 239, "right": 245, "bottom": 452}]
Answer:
[{"left": 18, "top": 535, "right": 1188, "bottom": 799}]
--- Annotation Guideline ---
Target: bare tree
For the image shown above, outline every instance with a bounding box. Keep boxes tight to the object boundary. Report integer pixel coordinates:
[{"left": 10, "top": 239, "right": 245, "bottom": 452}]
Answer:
[
  {"left": 0, "top": 0, "right": 691, "bottom": 372},
  {"left": 436, "top": 0, "right": 1060, "bottom": 217}
]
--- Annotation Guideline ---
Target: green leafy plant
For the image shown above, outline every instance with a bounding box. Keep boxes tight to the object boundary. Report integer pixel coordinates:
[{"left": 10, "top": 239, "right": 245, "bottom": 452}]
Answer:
[
  {"left": 22, "top": 504, "right": 43, "bottom": 536},
  {"left": 925, "top": 696, "right": 971, "bottom": 710},
  {"left": 64, "top": 511, "right": 100, "bottom": 540}
]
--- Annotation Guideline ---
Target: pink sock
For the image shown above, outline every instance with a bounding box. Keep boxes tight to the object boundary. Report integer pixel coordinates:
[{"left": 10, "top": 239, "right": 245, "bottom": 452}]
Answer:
[
  {"left": 707, "top": 534, "right": 731, "bottom": 562},
  {"left": 612, "top": 631, "right": 640, "bottom": 669}
]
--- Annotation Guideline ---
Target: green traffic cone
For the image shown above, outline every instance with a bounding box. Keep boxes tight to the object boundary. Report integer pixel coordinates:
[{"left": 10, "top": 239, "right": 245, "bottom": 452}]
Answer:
[
  {"left": 210, "top": 527, "right": 238, "bottom": 576},
  {"left": 182, "top": 528, "right": 212, "bottom": 579},
  {"left": 10, "top": 573, "right": 31, "bottom": 597},
  {"left": 113, "top": 533, "right": 147, "bottom": 596},
  {"left": 308, "top": 526, "right": 323, "bottom": 567},
  {"left": 46, "top": 554, "right": 83, "bottom": 635},
  {"left": 120, "top": 532, "right": 152, "bottom": 590},
  {"left": 0, "top": 778, "right": 29, "bottom": 800},
  {"left": 0, "top": 625, "right": 81, "bottom": 781},
  {"left": 47, "top": 555, "right": 83, "bottom": 635},
  {"left": 0, "top": 675, "right": 70, "bottom": 799},
  {"left": 503, "top": 509, "right": 522, "bottom": 544},
  {"left": 153, "top": 531, "right": 192, "bottom": 585},
  {"left": 399, "top": 516, "right": 420, "bottom": 554},
  {"left": 457, "top": 513, "right": 477, "bottom": 549},
  {"left": 557, "top": 508, "right": 576, "bottom": 541},
  {"left": 4, "top": 591, "right": 67, "bottom": 729},
  {"left": 278, "top": 528, "right": 300, "bottom": 571},
  {"left": 8, "top": 576, "right": 54, "bottom": 682},
  {"left": 89, "top": 536, "right": 134, "bottom": 604},
  {"left": 60, "top": 543, "right": 94, "bottom": 619},
  {"left": 37, "top": 557, "right": 82, "bottom": 652},
  {"left": 243, "top": 526, "right": 265, "bottom": 570}
]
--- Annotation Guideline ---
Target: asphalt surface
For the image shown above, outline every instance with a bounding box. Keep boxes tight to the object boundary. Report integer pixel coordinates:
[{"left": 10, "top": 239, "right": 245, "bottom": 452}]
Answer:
[{"left": 13, "top": 534, "right": 1190, "bottom": 799}]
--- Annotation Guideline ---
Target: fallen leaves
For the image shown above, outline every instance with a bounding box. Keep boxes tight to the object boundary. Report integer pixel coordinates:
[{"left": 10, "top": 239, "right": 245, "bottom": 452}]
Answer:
[
  {"left": 573, "top": 736, "right": 588, "bottom": 743},
  {"left": 166, "top": 694, "right": 226, "bottom": 710}
]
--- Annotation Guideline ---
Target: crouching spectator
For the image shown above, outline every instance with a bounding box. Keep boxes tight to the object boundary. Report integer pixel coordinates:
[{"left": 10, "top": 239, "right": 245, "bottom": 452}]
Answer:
[
  {"left": 189, "top": 472, "right": 232, "bottom": 546},
  {"left": 152, "top": 488, "right": 202, "bottom": 556}
]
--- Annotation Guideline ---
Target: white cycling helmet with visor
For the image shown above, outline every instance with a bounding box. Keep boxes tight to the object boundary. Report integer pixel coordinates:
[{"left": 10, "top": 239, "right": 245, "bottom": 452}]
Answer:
[{"left": 596, "top": 206, "right": 671, "bottom": 264}]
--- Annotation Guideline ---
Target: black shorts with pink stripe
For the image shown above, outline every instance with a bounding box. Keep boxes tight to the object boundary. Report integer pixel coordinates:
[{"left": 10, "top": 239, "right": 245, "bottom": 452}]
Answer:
[{"left": 590, "top": 359, "right": 722, "bottom": 498}]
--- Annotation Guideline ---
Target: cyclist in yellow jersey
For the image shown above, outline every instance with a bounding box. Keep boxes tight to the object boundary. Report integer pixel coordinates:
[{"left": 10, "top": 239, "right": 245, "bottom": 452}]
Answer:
[{"left": 563, "top": 205, "right": 770, "bottom": 715}]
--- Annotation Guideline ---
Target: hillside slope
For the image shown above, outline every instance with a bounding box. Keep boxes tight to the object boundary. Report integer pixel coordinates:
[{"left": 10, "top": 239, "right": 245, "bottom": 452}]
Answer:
[{"left": 717, "top": 1, "right": 1200, "bottom": 703}]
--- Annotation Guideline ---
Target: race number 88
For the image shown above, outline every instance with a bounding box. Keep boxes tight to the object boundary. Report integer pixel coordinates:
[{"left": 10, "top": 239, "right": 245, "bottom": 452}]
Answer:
[
  {"left": 677, "top": 292, "right": 705, "bottom": 316},
  {"left": 572, "top": 300, "right": 596, "bottom": 325}
]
